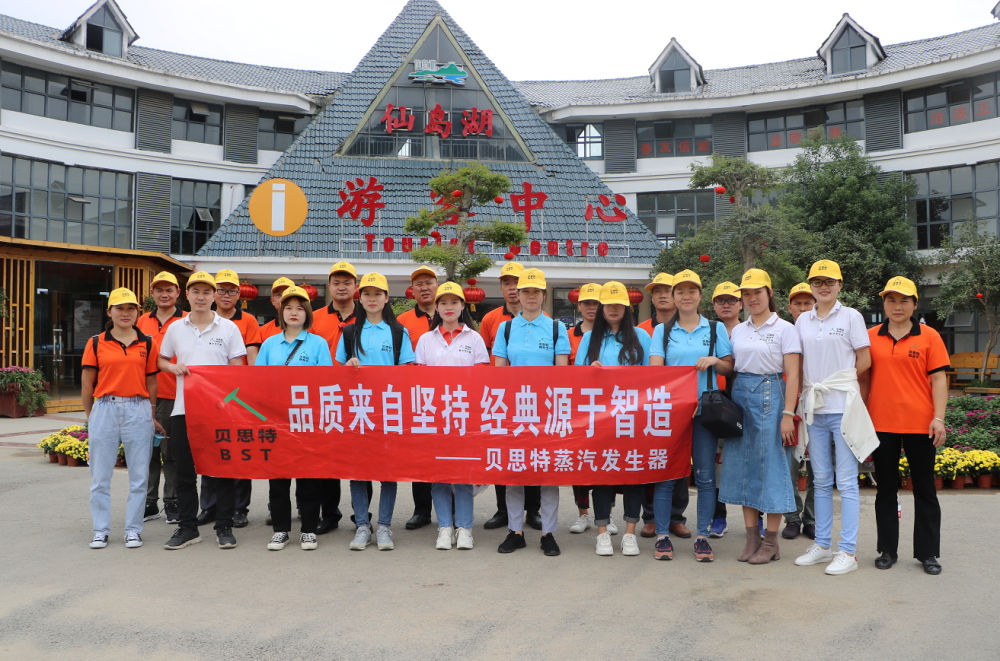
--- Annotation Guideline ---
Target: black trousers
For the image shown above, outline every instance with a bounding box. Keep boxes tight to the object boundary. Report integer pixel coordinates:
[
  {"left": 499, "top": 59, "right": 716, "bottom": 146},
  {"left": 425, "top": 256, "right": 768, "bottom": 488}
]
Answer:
[
  {"left": 200, "top": 476, "right": 251, "bottom": 513},
  {"left": 872, "top": 431, "right": 941, "bottom": 560},
  {"left": 312, "top": 478, "right": 342, "bottom": 522},
  {"left": 412, "top": 482, "right": 432, "bottom": 517},
  {"left": 270, "top": 478, "right": 321, "bottom": 534},
  {"left": 171, "top": 415, "right": 235, "bottom": 531},
  {"left": 594, "top": 485, "right": 643, "bottom": 524},
  {"left": 495, "top": 485, "right": 540, "bottom": 514}
]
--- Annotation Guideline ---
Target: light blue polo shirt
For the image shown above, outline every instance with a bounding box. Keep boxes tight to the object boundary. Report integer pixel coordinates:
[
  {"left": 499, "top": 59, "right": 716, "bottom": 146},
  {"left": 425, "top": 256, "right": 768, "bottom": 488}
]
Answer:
[
  {"left": 257, "top": 329, "right": 333, "bottom": 367},
  {"left": 335, "top": 320, "right": 414, "bottom": 366},
  {"left": 492, "top": 313, "right": 571, "bottom": 366},
  {"left": 574, "top": 328, "right": 652, "bottom": 366},
  {"left": 650, "top": 316, "right": 732, "bottom": 400}
]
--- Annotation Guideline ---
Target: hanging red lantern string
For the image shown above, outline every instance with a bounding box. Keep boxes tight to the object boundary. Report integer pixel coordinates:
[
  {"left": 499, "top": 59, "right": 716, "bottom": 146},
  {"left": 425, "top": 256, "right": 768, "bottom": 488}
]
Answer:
[
  {"left": 463, "top": 279, "right": 486, "bottom": 312},
  {"left": 405, "top": 286, "right": 414, "bottom": 300},
  {"left": 299, "top": 283, "right": 319, "bottom": 301},
  {"left": 567, "top": 288, "right": 581, "bottom": 305},
  {"left": 627, "top": 287, "right": 644, "bottom": 306},
  {"left": 729, "top": 196, "right": 735, "bottom": 204},
  {"left": 494, "top": 196, "right": 504, "bottom": 204},
  {"left": 238, "top": 281, "right": 258, "bottom": 310},
  {"left": 504, "top": 252, "right": 514, "bottom": 260},
  {"left": 700, "top": 254, "right": 711, "bottom": 263},
  {"left": 714, "top": 186, "right": 726, "bottom": 195}
]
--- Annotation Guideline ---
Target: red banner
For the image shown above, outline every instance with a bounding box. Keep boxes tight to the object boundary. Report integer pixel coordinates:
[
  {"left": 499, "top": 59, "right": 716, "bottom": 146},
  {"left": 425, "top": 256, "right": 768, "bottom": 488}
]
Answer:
[{"left": 183, "top": 366, "right": 697, "bottom": 485}]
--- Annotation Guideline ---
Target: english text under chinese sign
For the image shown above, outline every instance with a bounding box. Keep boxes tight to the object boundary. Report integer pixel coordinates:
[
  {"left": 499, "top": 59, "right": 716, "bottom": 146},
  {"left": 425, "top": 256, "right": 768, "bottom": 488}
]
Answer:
[{"left": 184, "top": 366, "right": 698, "bottom": 485}]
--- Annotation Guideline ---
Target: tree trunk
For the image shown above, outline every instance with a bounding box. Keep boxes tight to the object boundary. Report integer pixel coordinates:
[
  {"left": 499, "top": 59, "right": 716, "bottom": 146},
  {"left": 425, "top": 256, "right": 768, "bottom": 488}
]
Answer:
[{"left": 983, "top": 310, "right": 999, "bottom": 378}]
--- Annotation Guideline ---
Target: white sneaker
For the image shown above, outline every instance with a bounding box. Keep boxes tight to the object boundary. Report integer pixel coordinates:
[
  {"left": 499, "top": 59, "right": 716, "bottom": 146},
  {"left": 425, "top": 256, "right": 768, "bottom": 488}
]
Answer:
[
  {"left": 795, "top": 543, "right": 833, "bottom": 566},
  {"left": 268, "top": 532, "right": 289, "bottom": 550},
  {"left": 607, "top": 518, "right": 619, "bottom": 535},
  {"left": 621, "top": 533, "right": 640, "bottom": 556},
  {"left": 436, "top": 526, "right": 454, "bottom": 550},
  {"left": 825, "top": 552, "right": 858, "bottom": 575},
  {"left": 569, "top": 514, "right": 593, "bottom": 533},
  {"left": 596, "top": 531, "right": 613, "bottom": 556},
  {"left": 124, "top": 532, "right": 143, "bottom": 548},
  {"left": 350, "top": 526, "right": 371, "bottom": 550},
  {"left": 456, "top": 527, "right": 474, "bottom": 550},
  {"left": 377, "top": 525, "right": 394, "bottom": 550},
  {"left": 300, "top": 532, "right": 318, "bottom": 550},
  {"left": 90, "top": 533, "right": 108, "bottom": 549}
]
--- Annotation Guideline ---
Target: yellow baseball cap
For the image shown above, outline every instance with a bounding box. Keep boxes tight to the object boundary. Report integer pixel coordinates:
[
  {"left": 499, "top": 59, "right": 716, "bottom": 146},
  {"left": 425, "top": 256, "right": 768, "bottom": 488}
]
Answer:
[
  {"left": 517, "top": 268, "right": 546, "bottom": 290},
  {"left": 271, "top": 277, "right": 295, "bottom": 294},
  {"left": 737, "top": 269, "right": 772, "bottom": 292},
  {"left": 435, "top": 281, "right": 465, "bottom": 301},
  {"left": 411, "top": 266, "right": 438, "bottom": 282},
  {"left": 879, "top": 276, "right": 918, "bottom": 300},
  {"left": 673, "top": 269, "right": 702, "bottom": 289},
  {"left": 644, "top": 273, "right": 674, "bottom": 292},
  {"left": 808, "top": 260, "right": 843, "bottom": 281},
  {"left": 150, "top": 271, "right": 178, "bottom": 288},
  {"left": 329, "top": 261, "right": 357, "bottom": 278},
  {"left": 499, "top": 262, "right": 524, "bottom": 279},
  {"left": 215, "top": 269, "right": 240, "bottom": 288},
  {"left": 186, "top": 271, "right": 217, "bottom": 290},
  {"left": 280, "top": 285, "right": 311, "bottom": 305},
  {"left": 358, "top": 272, "right": 389, "bottom": 293},
  {"left": 107, "top": 287, "right": 138, "bottom": 308},
  {"left": 712, "top": 281, "right": 740, "bottom": 300},
  {"left": 578, "top": 283, "right": 601, "bottom": 303},
  {"left": 788, "top": 283, "right": 813, "bottom": 302},
  {"left": 599, "top": 281, "right": 630, "bottom": 306}
]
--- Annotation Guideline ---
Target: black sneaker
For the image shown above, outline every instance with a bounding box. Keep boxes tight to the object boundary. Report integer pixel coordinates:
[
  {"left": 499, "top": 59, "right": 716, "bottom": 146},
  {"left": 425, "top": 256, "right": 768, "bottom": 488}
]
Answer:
[
  {"left": 164, "top": 503, "right": 179, "bottom": 525},
  {"left": 497, "top": 531, "right": 527, "bottom": 554},
  {"left": 540, "top": 533, "right": 561, "bottom": 556},
  {"left": 233, "top": 512, "right": 249, "bottom": 528},
  {"left": 143, "top": 503, "right": 161, "bottom": 522},
  {"left": 164, "top": 527, "right": 201, "bottom": 550},
  {"left": 216, "top": 525, "right": 237, "bottom": 549},
  {"left": 196, "top": 509, "right": 216, "bottom": 526}
]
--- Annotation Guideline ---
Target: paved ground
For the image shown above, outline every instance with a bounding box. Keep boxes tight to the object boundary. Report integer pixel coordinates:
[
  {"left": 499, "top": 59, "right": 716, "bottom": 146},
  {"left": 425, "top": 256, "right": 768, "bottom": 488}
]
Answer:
[{"left": 1, "top": 437, "right": 998, "bottom": 660}]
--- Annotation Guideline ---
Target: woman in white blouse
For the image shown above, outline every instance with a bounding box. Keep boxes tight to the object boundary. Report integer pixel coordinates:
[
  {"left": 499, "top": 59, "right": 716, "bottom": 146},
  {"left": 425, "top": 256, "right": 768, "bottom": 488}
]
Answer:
[{"left": 719, "top": 269, "right": 801, "bottom": 565}]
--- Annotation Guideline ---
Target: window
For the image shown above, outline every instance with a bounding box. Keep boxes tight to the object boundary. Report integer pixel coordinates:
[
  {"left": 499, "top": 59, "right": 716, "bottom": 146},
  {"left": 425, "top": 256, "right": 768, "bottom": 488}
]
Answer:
[
  {"left": 637, "top": 191, "right": 715, "bottom": 246},
  {"left": 0, "top": 61, "right": 133, "bottom": 131},
  {"left": 904, "top": 71, "right": 1000, "bottom": 134},
  {"left": 172, "top": 98, "right": 223, "bottom": 145},
  {"left": 658, "top": 51, "right": 691, "bottom": 93},
  {"left": 562, "top": 124, "right": 603, "bottom": 160},
  {"left": 831, "top": 26, "right": 866, "bottom": 75},
  {"left": 85, "top": 6, "right": 123, "bottom": 58},
  {"left": 171, "top": 179, "right": 222, "bottom": 254},
  {"left": 637, "top": 117, "right": 712, "bottom": 158},
  {"left": 906, "top": 162, "right": 999, "bottom": 249},
  {"left": 258, "top": 111, "right": 311, "bottom": 151},
  {"left": 747, "top": 101, "right": 864, "bottom": 151},
  {"left": 0, "top": 154, "right": 132, "bottom": 247}
]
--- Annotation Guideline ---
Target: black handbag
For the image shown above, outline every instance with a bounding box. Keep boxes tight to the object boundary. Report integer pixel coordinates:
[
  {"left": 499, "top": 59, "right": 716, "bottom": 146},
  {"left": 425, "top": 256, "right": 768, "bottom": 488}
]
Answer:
[{"left": 698, "top": 321, "right": 745, "bottom": 438}]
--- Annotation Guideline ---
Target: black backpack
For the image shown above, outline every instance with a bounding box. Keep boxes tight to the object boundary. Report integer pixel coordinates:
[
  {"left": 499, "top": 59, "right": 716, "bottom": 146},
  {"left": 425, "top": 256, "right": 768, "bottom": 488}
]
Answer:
[
  {"left": 503, "top": 316, "right": 562, "bottom": 365},
  {"left": 340, "top": 323, "right": 406, "bottom": 365}
]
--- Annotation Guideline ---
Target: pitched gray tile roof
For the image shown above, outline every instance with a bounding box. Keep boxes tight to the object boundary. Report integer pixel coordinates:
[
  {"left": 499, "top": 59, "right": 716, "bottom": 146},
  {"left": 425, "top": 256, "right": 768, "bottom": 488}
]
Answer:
[
  {"left": 0, "top": 13, "right": 348, "bottom": 95},
  {"left": 196, "top": 0, "right": 664, "bottom": 265},
  {"left": 515, "top": 22, "right": 1000, "bottom": 109}
]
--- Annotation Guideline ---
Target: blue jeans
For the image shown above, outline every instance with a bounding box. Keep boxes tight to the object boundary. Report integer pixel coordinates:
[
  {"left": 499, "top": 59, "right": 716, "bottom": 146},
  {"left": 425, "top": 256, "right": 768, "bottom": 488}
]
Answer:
[
  {"left": 807, "top": 413, "right": 859, "bottom": 555},
  {"left": 88, "top": 396, "right": 153, "bottom": 536},
  {"left": 350, "top": 480, "right": 396, "bottom": 528},
  {"left": 431, "top": 483, "right": 474, "bottom": 529},
  {"left": 653, "top": 416, "right": 716, "bottom": 538}
]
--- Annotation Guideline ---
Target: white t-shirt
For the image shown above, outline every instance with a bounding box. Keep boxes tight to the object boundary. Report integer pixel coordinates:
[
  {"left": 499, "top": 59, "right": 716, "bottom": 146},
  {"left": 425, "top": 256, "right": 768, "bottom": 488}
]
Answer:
[
  {"left": 731, "top": 312, "right": 801, "bottom": 374},
  {"left": 795, "top": 301, "right": 870, "bottom": 414},
  {"left": 415, "top": 325, "right": 489, "bottom": 366},
  {"left": 159, "top": 313, "right": 247, "bottom": 416}
]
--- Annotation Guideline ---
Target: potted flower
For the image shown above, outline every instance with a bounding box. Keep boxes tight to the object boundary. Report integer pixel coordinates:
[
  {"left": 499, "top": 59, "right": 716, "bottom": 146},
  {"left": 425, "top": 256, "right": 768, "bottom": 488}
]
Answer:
[
  {"left": 36, "top": 433, "right": 63, "bottom": 462},
  {"left": 116, "top": 443, "right": 126, "bottom": 468},
  {"left": 797, "top": 467, "right": 808, "bottom": 491},
  {"left": 0, "top": 366, "right": 49, "bottom": 418},
  {"left": 932, "top": 452, "right": 946, "bottom": 490},
  {"left": 898, "top": 456, "right": 912, "bottom": 490},
  {"left": 55, "top": 437, "right": 89, "bottom": 467},
  {"left": 966, "top": 450, "right": 1000, "bottom": 489}
]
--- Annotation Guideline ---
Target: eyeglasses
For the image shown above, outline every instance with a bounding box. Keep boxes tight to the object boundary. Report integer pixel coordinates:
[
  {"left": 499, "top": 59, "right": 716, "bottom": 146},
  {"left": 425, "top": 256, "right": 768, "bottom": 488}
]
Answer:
[
  {"left": 217, "top": 289, "right": 240, "bottom": 297},
  {"left": 810, "top": 279, "right": 839, "bottom": 288},
  {"left": 714, "top": 299, "right": 739, "bottom": 307}
]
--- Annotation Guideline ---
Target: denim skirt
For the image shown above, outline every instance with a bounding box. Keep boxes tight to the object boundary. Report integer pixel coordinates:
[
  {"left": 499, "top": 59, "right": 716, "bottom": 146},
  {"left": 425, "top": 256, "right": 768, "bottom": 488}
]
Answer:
[{"left": 718, "top": 372, "right": 796, "bottom": 513}]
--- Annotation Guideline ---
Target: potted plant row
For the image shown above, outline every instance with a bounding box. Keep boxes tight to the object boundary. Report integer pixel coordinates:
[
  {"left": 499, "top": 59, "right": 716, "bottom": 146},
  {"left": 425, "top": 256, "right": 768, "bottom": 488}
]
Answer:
[
  {"left": 36, "top": 425, "right": 88, "bottom": 466},
  {"left": 0, "top": 366, "right": 49, "bottom": 418}
]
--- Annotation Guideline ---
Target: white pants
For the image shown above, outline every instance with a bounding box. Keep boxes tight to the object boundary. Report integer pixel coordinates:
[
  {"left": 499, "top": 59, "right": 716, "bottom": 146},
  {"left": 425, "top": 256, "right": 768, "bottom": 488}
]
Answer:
[{"left": 506, "top": 485, "right": 559, "bottom": 534}]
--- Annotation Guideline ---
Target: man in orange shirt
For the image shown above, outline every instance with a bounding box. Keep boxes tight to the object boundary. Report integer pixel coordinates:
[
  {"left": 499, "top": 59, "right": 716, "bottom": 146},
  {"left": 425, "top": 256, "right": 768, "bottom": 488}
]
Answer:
[
  {"left": 310, "top": 261, "right": 359, "bottom": 534},
  {"left": 259, "top": 277, "right": 296, "bottom": 342},
  {"left": 396, "top": 266, "right": 439, "bottom": 530},
  {"left": 196, "top": 269, "right": 263, "bottom": 529},
  {"left": 136, "top": 271, "right": 187, "bottom": 526},
  {"left": 567, "top": 283, "right": 600, "bottom": 364},
  {"left": 638, "top": 272, "right": 675, "bottom": 337}
]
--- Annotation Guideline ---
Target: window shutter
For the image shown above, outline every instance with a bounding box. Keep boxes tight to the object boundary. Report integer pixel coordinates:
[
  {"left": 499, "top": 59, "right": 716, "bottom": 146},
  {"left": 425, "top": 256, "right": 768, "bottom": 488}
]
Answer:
[
  {"left": 864, "top": 90, "right": 902, "bottom": 152},
  {"left": 134, "top": 172, "right": 171, "bottom": 253},
  {"left": 603, "top": 119, "right": 636, "bottom": 174},
  {"left": 712, "top": 112, "right": 745, "bottom": 218},
  {"left": 224, "top": 105, "right": 259, "bottom": 164},
  {"left": 135, "top": 88, "right": 172, "bottom": 153}
]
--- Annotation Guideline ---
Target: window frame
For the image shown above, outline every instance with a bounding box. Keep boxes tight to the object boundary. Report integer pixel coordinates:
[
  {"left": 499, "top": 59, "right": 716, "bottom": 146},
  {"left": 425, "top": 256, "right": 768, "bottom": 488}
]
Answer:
[
  {"left": 904, "top": 71, "right": 999, "bottom": 134},
  {"left": 637, "top": 117, "right": 713, "bottom": 159},
  {"left": 658, "top": 51, "right": 692, "bottom": 94},
  {"left": 747, "top": 101, "right": 864, "bottom": 152},
  {"left": 906, "top": 161, "right": 999, "bottom": 250},
  {"left": 636, "top": 190, "right": 716, "bottom": 246},
  {"left": 563, "top": 123, "right": 604, "bottom": 160},
  {"left": 170, "top": 178, "right": 223, "bottom": 255},
  {"left": 85, "top": 6, "right": 124, "bottom": 58},
  {"left": 171, "top": 98, "right": 224, "bottom": 145},
  {"left": 257, "top": 110, "right": 311, "bottom": 152},
  {"left": 830, "top": 26, "right": 867, "bottom": 75}
]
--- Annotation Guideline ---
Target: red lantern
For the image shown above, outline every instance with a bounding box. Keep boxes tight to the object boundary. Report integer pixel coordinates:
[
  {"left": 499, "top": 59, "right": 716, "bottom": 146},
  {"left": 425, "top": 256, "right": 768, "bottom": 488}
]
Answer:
[
  {"left": 463, "top": 284, "right": 486, "bottom": 312},
  {"left": 430, "top": 231, "right": 441, "bottom": 239},
  {"left": 627, "top": 288, "right": 644, "bottom": 306},
  {"left": 494, "top": 196, "right": 504, "bottom": 204},
  {"left": 714, "top": 186, "right": 726, "bottom": 195},
  {"left": 300, "top": 283, "right": 319, "bottom": 301},
  {"left": 700, "top": 254, "right": 711, "bottom": 263},
  {"left": 504, "top": 252, "right": 514, "bottom": 260},
  {"left": 729, "top": 196, "right": 735, "bottom": 204},
  {"left": 467, "top": 278, "right": 477, "bottom": 286},
  {"left": 977, "top": 293, "right": 984, "bottom": 299},
  {"left": 353, "top": 289, "right": 360, "bottom": 300},
  {"left": 568, "top": 288, "right": 580, "bottom": 305},
  {"left": 405, "top": 286, "right": 414, "bottom": 300},
  {"left": 238, "top": 281, "right": 258, "bottom": 310},
  {"left": 452, "top": 190, "right": 463, "bottom": 198},
  {"left": 429, "top": 191, "right": 436, "bottom": 198}
]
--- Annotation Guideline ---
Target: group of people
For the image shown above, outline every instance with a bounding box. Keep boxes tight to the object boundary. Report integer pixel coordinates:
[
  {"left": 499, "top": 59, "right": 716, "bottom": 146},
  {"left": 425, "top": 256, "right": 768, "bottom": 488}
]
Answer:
[{"left": 81, "top": 258, "right": 948, "bottom": 575}]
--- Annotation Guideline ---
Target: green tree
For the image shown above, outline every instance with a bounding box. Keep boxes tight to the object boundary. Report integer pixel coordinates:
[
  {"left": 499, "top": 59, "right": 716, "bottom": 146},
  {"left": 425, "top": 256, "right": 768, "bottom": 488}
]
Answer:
[
  {"left": 404, "top": 162, "right": 527, "bottom": 282},
  {"left": 933, "top": 221, "right": 1000, "bottom": 375},
  {"left": 688, "top": 153, "right": 781, "bottom": 206}
]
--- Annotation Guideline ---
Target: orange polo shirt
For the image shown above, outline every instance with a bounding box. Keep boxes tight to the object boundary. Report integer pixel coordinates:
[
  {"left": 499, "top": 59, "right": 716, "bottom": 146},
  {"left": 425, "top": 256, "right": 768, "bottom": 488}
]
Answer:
[
  {"left": 219, "top": 308, "right": 262, "bottom": 365},
  {"left": 312, "top": 303, "right": 358, "bottom": 358},
  {"left": 568, "top": 322, "right": 587, "bottom": 364},
  {"left": 397, "top": 306, "right": 433, "bottom": 351},
  {"left": 867, "top": 320, "right": 950, "bottom": 434},
  {"left": 82, "top": 328, "right": 159, "bottom": 399},
  {"left": 135, "top": 307, "right": 186, "bottom": 400},
  {"left": 260, "top": 319, "right": 281, "bottom": 341}
]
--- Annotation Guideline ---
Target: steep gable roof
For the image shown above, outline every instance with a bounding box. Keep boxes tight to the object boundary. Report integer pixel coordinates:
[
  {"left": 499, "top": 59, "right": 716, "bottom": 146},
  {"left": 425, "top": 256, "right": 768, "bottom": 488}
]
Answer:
[
  {"left": 197, "top": 0, "right": 663, "bottom": 265},
  {"left": 817, "top": 13, "right": 885, "bottom": 64},
  {"left": 59, "top": 0, "right": 138, "bottom": 46},
  {"left": 648, "top": 38, "right": 705, "bottom": 87}
]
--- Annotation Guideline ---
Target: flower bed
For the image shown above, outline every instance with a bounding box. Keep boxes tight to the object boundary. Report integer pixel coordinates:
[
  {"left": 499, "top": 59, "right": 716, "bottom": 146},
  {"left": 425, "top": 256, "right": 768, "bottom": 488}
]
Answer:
[
  {"left": 38, "top": 424, "right": 89, "bottom": 466},
  {"left": 945, "top": 395, "right": 1000, "bottom": 453}
]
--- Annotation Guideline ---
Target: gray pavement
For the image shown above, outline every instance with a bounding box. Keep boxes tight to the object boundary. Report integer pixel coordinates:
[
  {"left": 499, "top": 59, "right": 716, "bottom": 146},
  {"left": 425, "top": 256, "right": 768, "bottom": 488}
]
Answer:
[{"left": 1, "top": 443, "right": 998, "bottom": 661}]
